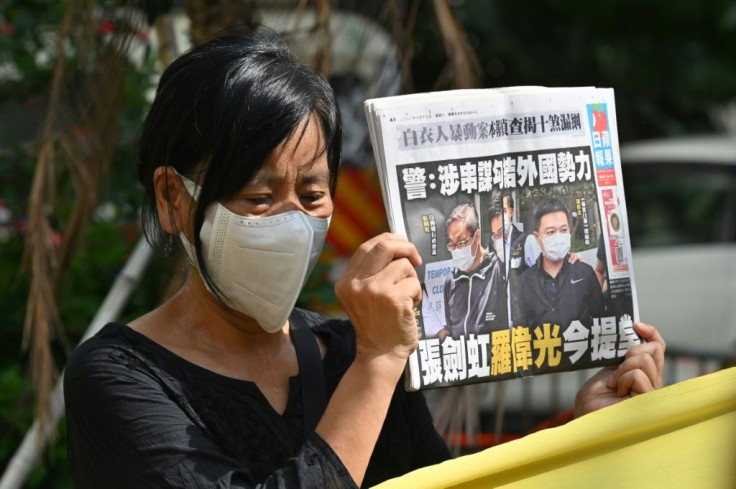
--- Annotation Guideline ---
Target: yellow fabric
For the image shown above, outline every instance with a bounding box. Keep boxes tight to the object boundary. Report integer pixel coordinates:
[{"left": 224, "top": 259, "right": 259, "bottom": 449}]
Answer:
[{"left": 375, "top": 367, "right": 736, "bottom": 489}]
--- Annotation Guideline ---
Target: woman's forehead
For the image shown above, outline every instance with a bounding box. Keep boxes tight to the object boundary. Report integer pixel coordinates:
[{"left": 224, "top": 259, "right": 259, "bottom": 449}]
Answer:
[
  {"left": 245, "top": 117, "right": 329, "bottom": 181},
  {"left": 276, "top": 117, "right": 325, "bottom": 162}
]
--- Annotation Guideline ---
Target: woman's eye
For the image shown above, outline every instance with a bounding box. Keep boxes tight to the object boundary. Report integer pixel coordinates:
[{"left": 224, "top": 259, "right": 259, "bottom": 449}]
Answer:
[
  {"left": 246, "top": 196, "right": 271, "bottom": 206},
  {"left": 301, "top": 193, "right": 325, "bottom": 204}
]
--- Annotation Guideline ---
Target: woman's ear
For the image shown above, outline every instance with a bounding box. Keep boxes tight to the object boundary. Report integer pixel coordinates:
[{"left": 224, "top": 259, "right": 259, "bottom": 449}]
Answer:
[{"left": 152, "top": 166, "right": 194, "bottom": 237}]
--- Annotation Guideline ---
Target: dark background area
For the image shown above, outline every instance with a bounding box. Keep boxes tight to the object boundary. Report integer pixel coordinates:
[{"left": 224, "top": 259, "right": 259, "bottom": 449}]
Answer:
[{"left": 413, "top": 0, "right": 736, "bottom": 141}]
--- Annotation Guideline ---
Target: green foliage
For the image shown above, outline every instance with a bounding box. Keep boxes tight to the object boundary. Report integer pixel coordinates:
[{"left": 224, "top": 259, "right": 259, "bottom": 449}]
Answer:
[
  {"left": 0, "top": 1, "right": 162, "bottom": 486},
  {"left": 0, "top": 1, "right": 66, "bottom": 99},
  {"left": 0, "top": 365, "right": 33, "bottom": 449}
]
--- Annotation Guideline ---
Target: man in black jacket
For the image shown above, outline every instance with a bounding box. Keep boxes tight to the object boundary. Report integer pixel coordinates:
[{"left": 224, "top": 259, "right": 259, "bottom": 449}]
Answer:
[
  {"left": 502, "top": 194, "right": 541, "bottom": 275},
  {"left": 489, "top": 194, "right": 541, "bottom": 327},
  {"left": 438, "top": 203, "right": 507, "bottom": 341},
  {"left": 516, "top": 198, "right": 603, "bottom": 334}
]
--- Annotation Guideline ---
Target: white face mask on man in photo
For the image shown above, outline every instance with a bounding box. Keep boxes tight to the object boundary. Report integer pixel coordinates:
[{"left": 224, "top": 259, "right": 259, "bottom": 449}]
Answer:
[
  {"left": 451, "top": 243, "right": 476, "bottom": 272},
  {"left": 450, "top": 231, "right": 479, "bottom": 272},
  {"left": 493, "top": 237, "right": 505, "bottom": 262},
  {"left": 541, "top": 232, "right": 571, "bottom": 262},
  {"left": 178, "top": 174, "right": 330, "bottom": 333}
]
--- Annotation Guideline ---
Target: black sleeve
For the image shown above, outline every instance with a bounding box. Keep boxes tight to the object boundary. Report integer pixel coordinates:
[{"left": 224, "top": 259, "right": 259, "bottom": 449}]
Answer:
[
  {"left": 586, "top": 265, "right": 605, "bottom": 317},
  {"left": 514, "top": 270, "right": 531, "bottom": 327},
  {"left": 64, "top": 345, "right": 355, "bottom": 489},
  {"left": 489, "top": 261, "right": 508, "bottom": 330},
  {"left": 406, "top": 390, "right": 451, "bottom": 469},
  {"left": 361, "top": 382, "right": 451, "bottom": 488},
  {"left": 596, "top": 234, "right": 606, "bottom": 263}
]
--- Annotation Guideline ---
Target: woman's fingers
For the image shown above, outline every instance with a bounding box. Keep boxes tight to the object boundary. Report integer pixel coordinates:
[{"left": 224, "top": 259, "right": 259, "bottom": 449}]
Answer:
[
  {"left": 626, "top": 341, "right": 665, "bottom": 378},
  {"left": 608, "top": 351, "right": 659, "bottom": 390},
  {"left": 346, "top": 233, "right": 421, "bottom": 278},
  {"left": 375, "top": 256, "right": 418, "bottom": 284},
  {"left": 615, "top": 368, "right": 655, "bottom": 397},
  {"left": 336, "top": 234, "right": 424, "bottom": 361},
  {"left": 394, "top": 274, "right": 423, "bottom": 309},
  {"left": 608, "top": 322, "right": 666, "bottom": 390},
  {"left": 634, "top": 322, "right": 666, "bottom": 352}
]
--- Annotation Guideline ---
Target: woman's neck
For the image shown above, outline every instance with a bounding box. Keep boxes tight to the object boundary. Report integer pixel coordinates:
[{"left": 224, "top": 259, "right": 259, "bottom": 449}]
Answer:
[{"left": 129, "top": 275, "right": 295, "bottom": 378}]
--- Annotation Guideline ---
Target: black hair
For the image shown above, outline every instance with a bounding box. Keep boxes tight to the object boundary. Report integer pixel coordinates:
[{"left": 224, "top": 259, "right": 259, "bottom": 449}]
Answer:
[
  {"left": 532, "top": 198, "right": 571, "bottom": 233},
  {"left": 138, "top": 28, "right": 341, "bottom": 297},
  {"left": 487, "top": 195, "right": 503, "bottom": 223},
  {"left": 503, "top": 193, "right": 514, "bottom": 210}
]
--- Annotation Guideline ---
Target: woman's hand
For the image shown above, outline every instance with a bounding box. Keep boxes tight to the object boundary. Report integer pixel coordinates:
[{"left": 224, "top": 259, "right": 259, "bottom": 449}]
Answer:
[
  {"left": 335, "top": 233, "right": 423, "bottom": 364},
  {"left": 574, "top": 322, "right": 666, "bottom": 417}
]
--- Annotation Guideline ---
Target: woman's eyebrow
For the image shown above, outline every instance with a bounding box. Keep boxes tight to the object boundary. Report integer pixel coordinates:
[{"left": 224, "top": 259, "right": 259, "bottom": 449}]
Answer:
[
  {"left": 246, "top": 171, "right": 330, "bottom": 187},
  {"left": 301, "top": 173, "right": 330, "bottom": 185}
]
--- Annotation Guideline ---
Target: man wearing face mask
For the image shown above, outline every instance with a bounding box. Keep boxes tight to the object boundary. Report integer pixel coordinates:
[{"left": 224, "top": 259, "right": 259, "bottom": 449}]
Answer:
[
  {"left": 515, "top": 198, "right": 603, "bottom": 334},
  {"left": 488, "top": 197, "right": 522, "bottom": 330},
  {"left": 437, "top": 204, "right": 507, "bottom": 341},
  {"left": 501, "top": 194, "right": 541, "bottom": 275}
]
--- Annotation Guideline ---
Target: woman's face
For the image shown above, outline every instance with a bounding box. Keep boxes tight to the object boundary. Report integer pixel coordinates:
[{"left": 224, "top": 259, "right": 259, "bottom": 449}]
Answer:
[{"left": 222, "top": 116, "right": 334, "bottom": 219}]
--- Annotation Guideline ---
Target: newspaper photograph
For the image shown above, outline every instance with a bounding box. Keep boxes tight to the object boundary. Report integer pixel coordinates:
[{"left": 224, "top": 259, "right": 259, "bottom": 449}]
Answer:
[{"left": 365, "top": 87, "right": 641, "bottom": 391}]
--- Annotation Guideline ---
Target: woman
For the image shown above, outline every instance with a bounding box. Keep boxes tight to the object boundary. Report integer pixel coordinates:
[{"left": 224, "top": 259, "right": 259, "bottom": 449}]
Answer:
[{"left": 64, "top": 29, "right": 665, "bottom": 488}]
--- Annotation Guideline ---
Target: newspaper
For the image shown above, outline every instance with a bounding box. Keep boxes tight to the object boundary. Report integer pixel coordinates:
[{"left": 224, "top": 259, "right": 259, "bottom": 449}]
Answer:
[{"left": 364, "top": 87, "right": 641, "bottom": 391}]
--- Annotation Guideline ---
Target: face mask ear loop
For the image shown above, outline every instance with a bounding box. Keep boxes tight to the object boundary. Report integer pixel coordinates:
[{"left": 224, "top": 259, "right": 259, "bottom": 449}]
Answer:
[
  {"left": 171, "top": 169, "right": 205, "bottom": 274},
  {"left": 171, "top": 168, "right": 204, "bottom": 252},
  {"left": 173, "top": 169, "right": 201, "bottom": 202}
]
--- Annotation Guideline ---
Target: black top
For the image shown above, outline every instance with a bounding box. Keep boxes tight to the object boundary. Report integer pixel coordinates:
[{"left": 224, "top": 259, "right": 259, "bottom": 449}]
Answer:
[
  {"left": 506, "top": 224, "right": 533, "bottom": 325},
  {"left": 515, "top": 254, "right": 604, "bottom": 332},
  {"left": 64, "top": 310, "right": 450, "bottom": 489}
]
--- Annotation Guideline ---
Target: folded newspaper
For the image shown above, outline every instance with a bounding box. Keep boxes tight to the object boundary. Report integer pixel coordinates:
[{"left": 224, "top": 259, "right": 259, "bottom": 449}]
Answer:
[{"left": 364, "top": 87, "right": 641, "bottom": 391}]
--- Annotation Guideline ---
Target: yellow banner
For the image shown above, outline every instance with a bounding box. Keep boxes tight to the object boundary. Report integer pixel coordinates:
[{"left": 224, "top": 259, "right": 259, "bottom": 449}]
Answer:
[{"left": 375, "top": 367, "right": 736, "bottom": 488}]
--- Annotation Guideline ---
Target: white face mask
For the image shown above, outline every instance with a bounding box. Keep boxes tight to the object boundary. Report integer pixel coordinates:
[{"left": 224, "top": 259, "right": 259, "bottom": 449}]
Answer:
[
  {"left": 493, "top": 238, "right": 504, "bottom": 262},
  {"left": 541, "top": 232, "right": 571, "bottom": 262},
  {"left": 178, "top": 175, "right": 330, "bottom": 333},
  {"left": 450, "top": 237, "right": 476, "bottom": 272},
  {"left": 503, "top": 214, "right": 511, "bottom": 235}
]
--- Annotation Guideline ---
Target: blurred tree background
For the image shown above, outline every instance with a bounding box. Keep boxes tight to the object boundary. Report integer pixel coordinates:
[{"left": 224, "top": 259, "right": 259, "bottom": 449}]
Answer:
[{"left": 1, "top": 0, "right": 735, "bottom": 486}]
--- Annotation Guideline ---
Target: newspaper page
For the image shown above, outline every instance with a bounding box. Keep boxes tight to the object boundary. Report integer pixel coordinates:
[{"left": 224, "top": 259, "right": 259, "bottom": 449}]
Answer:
[{"left": 365, "top": 87, "right": 641, "bottom": 391}]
